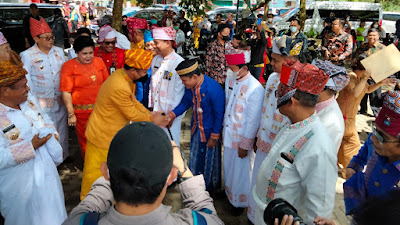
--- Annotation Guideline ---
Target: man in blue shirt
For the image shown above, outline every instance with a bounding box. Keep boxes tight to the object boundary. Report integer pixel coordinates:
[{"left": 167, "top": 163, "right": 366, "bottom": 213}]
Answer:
[
  {"left": 167, "top": 58, "right": 225, "bottom": 191},
  {"left": 344, "top": 90, "right": 400, "bottom": 215}
]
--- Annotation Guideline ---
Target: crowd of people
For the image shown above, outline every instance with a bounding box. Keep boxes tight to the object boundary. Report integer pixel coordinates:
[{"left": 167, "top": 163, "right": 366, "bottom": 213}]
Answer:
[{"left": 1, "top": 3, "right": 400, "bottom": 225}]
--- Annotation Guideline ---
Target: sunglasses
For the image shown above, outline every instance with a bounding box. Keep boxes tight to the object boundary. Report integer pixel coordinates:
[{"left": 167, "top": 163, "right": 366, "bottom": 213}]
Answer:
[
  {"left": 38, "top": 35, "right": 55, "bottom": 41},
  {"left": 104, "top": 41, "right": 116, "bottom": 45},
  {"left": 371, "top": 122, "right": 400, "bottom": 144}
]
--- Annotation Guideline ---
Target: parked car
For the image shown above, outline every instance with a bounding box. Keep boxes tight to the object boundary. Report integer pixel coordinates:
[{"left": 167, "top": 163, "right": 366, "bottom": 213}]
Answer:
[
  {"left": 275, "top": 1, "right": 382, "bottom": 34},
  {"left": 123, "top": 7, "right": 141, "bottom": 17},
  {"left": 153, "top": 4, "right": 183, "bottom": 13},
  {"left": 382, "top": 11, "right": 400, "bottom": 34},
  {"left": 127, "top": 8, "right": 165, "bottom": 24},
  {"left": 207, "top": 6, "right": 256, "bottom": 25},
  {"left": 0, "top": 3, "right": 62, "bottom": 53}
]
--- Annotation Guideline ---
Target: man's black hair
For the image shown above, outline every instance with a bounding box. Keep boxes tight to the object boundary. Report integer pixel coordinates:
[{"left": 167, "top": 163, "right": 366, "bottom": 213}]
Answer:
[
  {"left": 217, "top": 13, "right": 223, "bottom": 18},
  {"left": 268, "top": 13, "right": 274, "bottom": 17},
  {"left": 257, "top": 14, "right": 263, "bottom": 18},
  {"left": 351, "top": 53, "right": 367, "bottom": 71},
  {"left": 54, "top": 8, "right": 62, "bottom": 17},
  {"left": 293, "top": 90, "right": 319, "bottom": 108},
  {"left": 217, "top": 24, "right": 230, "bottom": 33},
  {"left": 291, "top": 18, "right": 300, "bottom": 25},
  {"left": 29, "top": 3, "right": 38, "bottom": 9},
  {"left": 110, "top": 167, "right": 165, "bottom": 205},
  {"left": 73, "top": 36, "right": 94, "bottom": 53},
  {"left": 233, "top": 34, "right": 242, "bottom": 40},
  {"left": 77, "top": 27, "right": 91, "bottom": 37},
  {"left": 367, "top": 28, "right": 379, "bottom": 34}
]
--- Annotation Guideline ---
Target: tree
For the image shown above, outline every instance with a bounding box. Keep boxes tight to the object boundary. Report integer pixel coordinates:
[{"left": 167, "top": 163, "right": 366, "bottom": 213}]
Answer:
[
  {"left": 179, "top": 0, "right": 212, "bottom": 19},
  {"left": 299, "top": 0, "right": 306, "bottom": 31},
  {"left": 112, "top": 0, "right": 124, "bottom": 32}
]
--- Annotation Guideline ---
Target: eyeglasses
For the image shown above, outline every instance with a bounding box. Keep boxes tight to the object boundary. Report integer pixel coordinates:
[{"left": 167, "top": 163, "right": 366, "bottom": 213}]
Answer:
[
  {"left": 104, "top": 41, "right": 116, "bottom": 46},
  {"left": 37, "top": 35, "right": 55, "bottom": 41},
  {"left": 371, "top": 122, "right": 400, "bottom": 143}
]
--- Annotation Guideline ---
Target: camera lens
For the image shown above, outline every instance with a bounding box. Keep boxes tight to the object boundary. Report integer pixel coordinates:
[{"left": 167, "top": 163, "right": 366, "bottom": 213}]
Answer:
[{"left": 264, "top": 198, "right": 305, "bottom": 225}]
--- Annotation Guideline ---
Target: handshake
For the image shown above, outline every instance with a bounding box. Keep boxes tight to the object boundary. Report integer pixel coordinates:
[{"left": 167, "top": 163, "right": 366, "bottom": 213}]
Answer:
[{"left": 150, "top": 111, "right": 173, "bottom": 128}]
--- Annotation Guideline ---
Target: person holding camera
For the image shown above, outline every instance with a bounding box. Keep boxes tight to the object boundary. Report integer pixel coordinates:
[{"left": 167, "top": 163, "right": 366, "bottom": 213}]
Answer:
[
  {"left": 62, "top": 122, "right": 224, "bottom": 225},
  {"left": 252, "top": 59, "right": 337, "bottom": 225}
]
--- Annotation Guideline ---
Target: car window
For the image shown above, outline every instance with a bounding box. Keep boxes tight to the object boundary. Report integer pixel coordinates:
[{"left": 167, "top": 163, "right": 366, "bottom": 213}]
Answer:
[
  {"left": 383, "top": 13, "right": 400, "bottom": 21},
  {"left": 0, "top": 7, "right": 56, "bottom": 23},
  {"left": 153, "top": 11, "right": 164, "bottom": 20},
  {"left": 135, "top": 11, "right": 148, "bottom": 19}
]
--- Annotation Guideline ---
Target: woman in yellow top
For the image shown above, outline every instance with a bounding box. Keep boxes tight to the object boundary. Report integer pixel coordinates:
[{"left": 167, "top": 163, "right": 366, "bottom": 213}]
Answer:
[
  {"left": 336, "top": 54, "right": 396, "bottom": 172},
  {"left": 60, "top": 36, "right": 109, "bottom": 159}
]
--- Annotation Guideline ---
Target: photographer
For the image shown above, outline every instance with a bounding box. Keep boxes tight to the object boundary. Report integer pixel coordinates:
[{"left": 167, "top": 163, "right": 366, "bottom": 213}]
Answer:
[{"left": 62, "top": 122, "right": 224, "bottom": 225}]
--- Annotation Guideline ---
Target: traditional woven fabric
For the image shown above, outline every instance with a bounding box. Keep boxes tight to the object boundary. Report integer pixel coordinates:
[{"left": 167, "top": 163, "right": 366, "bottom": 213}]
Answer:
[
  {"left": 0, "top": 32, "right": 7, "bottom": 45},
  {"left": 153, "top": 27, "right": 176, "bottom": 40},
  {"left": 97, "top": 25, "right": 114, "bottom": 43},
  {"left": 375, "top": 91, "right": 400, "bottom": 138},
  {"left": 225, "top": 42, "right": 251, "bottom": 65},
  {"left": 278, "top": 59, "right": 329, "bottom": 105},
  {"left": 30, "top": 17, "right": 52, "bottom": 38},
  {"left": 125, "top": 48, "right": 153, "bottom": 70},
  {"left": 312, "top": 59, "right": 349, "bottom": 92},
  {"left": 126, "top": 17, "right": 148, "bottom": 31},
  {"left": 0, "top": 61, "right": 27, "bottom": 86},
  {"left": 144, "top": 30, "right": 153, "bottom": 43},
  {"left": 272, "top": 35, "right": 302, "bottom": 56}
]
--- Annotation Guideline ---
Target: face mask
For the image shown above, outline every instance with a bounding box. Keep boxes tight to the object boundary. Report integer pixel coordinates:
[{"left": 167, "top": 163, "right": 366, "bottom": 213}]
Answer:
[
  {"left": 222, "top": 35, "right": 230, "bottom": 41},
  {"left": 373, "top": 24, "right": 379, "bottom": 28},
  {"left": 173, "top": 26, "right": 179, "bottom": 30},
  {"left": 135, "top": 74, "right": 149, "bottom": 83},
  {"left": 289, "top": 26, "right": 297, "bottom": 33},
  {"left": 268, "top": 18, "right": 273, "bottom": 23},
  {"left": 346, "top": 18, "right": 350, "bottom": 21},
  {"left": 151, "top": 19, "right": 157, "bottom": 24},
  {"left": 229, "top": 69, "right": 239, "bottom": 79}
]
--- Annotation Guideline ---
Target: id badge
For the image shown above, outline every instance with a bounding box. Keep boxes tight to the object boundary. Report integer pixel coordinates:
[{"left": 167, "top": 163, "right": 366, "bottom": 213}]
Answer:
[{"left": 109, "top": 66, "right": 116, "bottom": 74}]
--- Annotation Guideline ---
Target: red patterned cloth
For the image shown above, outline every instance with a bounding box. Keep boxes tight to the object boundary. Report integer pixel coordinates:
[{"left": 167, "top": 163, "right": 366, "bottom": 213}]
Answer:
[
  {"left": 225, "top": 42, "right": 251, "bottom": 65},
  {"left": 278, "top": 59, "right": 329, "bottom": 105},
  {"left": 30, "top": 17, "right": 52, "bottom": 39},
  {"left": 152, "top": 27, "right": 176, "bottom": 41},
  {"left": 375, "top": 91, "right": 400, "bottom": 138},
  {"left": 126, "top": 17, "right": 148, "bottom": 31}
]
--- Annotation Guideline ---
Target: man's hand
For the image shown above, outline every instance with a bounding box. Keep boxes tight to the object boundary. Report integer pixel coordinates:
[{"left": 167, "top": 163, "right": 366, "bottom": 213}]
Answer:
[
  {"left": 206, "top": 138, "right": 218, "bottom": 148},
  {"left": 32, "top": 134, "right": 52, "bottom": 150},
  {"left": 151, "top": 111, "right": 171, "bottom": 128},
  {"left": 313, "top": 216, "right": 337, "bottom": 225},
  {"left": 344, "top": 168, "right": 356, "bottom": 180},
  {"left": 274, "top": 215, "right": 300, "bottom": 225},
  {"left": 237, "top": 66, "right": 248, "bottom": 80},
  {"left": 238, "top": 147, "right": 248, "bottom": 158},
  {"left": 68, "top": 114, "right": 77, "bottom": 126},
  {"left": 381, "top": 77, "right": 397, "bottom": 86}
]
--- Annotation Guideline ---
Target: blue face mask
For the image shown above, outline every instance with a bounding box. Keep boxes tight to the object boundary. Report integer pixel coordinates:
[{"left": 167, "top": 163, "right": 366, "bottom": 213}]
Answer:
[
  {"left": 151, "top": 19, "right": 157, "bottom": 25},
  {"left": 289, "top": 26, "right": 298, "bottom": 33}
]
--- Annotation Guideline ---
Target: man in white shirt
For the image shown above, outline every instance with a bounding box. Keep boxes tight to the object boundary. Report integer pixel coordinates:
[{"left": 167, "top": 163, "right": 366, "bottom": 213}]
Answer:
[
  {"left": 20, "top": 17, "right": 69, "bottom": 160},
  {"left": 313, "top": 59, "right": 350, "bottom": 152},
  {"left": 149, "top": 27, "right": 185, "bottom": 144},
  {"left": 174, "top": 21, "right": 185, "bottom": 56},
  {"left": 253, "top": 59, "right": 338, "bottom": 225}
]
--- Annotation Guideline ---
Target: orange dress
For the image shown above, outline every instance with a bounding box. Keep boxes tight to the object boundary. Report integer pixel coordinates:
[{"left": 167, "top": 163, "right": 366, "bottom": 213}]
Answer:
[
  {"left": 60, "top": 57, "right": 109, "bottom": 158},
  {"left": 336, "top": 72, "right": 368, "bottom": 168}
]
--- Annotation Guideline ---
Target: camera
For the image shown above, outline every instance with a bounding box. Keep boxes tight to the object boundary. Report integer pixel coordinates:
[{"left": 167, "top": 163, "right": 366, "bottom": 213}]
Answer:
[{"left": 264, "top": 198, "right": 306, "bottom": 225}]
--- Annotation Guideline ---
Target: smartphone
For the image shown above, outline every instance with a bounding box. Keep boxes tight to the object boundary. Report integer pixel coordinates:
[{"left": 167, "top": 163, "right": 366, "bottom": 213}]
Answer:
[{"left": 257, "top": 18, "right": 262, "bottom": 25}]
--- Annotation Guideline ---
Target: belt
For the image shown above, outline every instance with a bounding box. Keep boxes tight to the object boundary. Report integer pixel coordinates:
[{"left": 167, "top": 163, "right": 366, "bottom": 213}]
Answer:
[{"left": 73, "top": 104, "right": 95, "bottom": 110}]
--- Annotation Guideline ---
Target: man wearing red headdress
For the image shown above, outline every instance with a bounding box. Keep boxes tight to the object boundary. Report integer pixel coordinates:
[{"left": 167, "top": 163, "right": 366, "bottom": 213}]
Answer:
[
  {"left": 252, "top": 60, "right": 338, "bottom": 225},
  {"left": 0, "top": 61, "right": 67, "bottom": 225},
  {"left": 20, "top": 17, "right": 69, "bottom": 160},
  {"left": 126, "top": 17, "right": 148, "bottom": 50},
  {"left": 344, "top": 90, "right": 400, "bottom": 215}
]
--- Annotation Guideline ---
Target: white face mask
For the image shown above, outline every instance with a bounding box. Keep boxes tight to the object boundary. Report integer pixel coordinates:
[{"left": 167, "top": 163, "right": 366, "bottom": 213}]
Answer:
[
  {"left": 229, "top": 69, "right": 239, "bottom": 79},
  {"left": 268, "top": 18, "right": 273, "bottom": 23},
  {"left": 373, "top": 24, "right": 379, "bottom": 28},
  {"left": 290, "top": 26, "right": 298, "bottom": 33}
]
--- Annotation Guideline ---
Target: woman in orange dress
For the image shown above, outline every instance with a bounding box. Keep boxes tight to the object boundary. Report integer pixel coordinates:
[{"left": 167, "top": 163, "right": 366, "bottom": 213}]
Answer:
[{"left": 60, "top": 36, "right": 109, "bottom": 159}]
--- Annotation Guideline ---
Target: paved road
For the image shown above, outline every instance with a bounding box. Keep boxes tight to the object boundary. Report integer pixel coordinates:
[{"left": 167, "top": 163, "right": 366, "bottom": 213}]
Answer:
[{"left": 58, "top": 110, "right": 376, "bottom": 225}]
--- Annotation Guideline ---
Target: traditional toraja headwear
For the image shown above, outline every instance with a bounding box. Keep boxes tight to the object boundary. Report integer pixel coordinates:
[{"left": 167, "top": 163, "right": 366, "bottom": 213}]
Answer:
[
  {"left": 126, "top": 17, "right": 148, "bottom": 31},
  {"left": 125, "top": 48, "right": 153, "bottom": 70},
  {"left": 278, "top": 59, "right": 329, "bottom": 106},
  {"left": 152, "top": 27, "right": 176, "bottom": 41},
  {"left": 30, "top": 17, "right": 52, "bottom": 39},
  {"left": 225, "top": 42, "right": 251, "bottom": 65},
  {"left": 312, "top": 59, "right": 350, "bottom": 92},
  {"left": 176, "top": 58, "right": 199, "bottom": 76},
  {"left": 144, "top": 30, "right": 153, "bottom": 43},
  {"left": 0, "top": 32, "right": 7, "bottom": 46},
  {"left": 272, "top": 35, "right": 302, "bottom": 56},
  {"left": 375, "top": 91, "right": 400, "bottom": 138},
  {"left": 108, "top": 122, "right": 173, "bottom": 186},
  {"left": 0, "top": 61, "right": 27, "bottom": 86},
  {"left": 98, "top": 25, "right": 114, "bottom": 43}
]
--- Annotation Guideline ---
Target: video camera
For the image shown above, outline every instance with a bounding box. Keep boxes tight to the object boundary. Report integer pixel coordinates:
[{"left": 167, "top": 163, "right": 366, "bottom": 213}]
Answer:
[{"left": 264, "top": 198, "right": 306, "bottom": 225}]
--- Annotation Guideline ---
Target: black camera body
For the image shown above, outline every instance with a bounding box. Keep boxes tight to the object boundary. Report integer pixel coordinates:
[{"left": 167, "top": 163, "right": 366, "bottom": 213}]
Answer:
[{"left": 264, "top": 198, "right": 306, "bottom": 225}]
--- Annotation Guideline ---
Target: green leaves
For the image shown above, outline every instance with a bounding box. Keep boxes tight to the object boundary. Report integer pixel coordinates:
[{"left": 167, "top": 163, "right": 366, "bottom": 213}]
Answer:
[{"left": 179, "top": 0, "right": 213, "bottom": 18}]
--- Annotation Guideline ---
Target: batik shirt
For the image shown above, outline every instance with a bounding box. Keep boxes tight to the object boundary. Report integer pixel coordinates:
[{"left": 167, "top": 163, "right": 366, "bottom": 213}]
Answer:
[
  {"left": 205, "top": 39, "right": 227, "bottom": 85},
  {"left": 322, "top": 31, "right": 353, "bottom": 65}
]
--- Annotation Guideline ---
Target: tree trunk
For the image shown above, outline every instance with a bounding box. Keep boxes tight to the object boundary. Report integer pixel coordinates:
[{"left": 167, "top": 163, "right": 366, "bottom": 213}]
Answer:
[
  {"left": 263, "top": 0, "right": 270, "bottom": 21},
  {"left": 112, "top": 0, "right": 124, "bottom": 32},
  {"left": 299, "top": 0, "right": 306, "bottom": 31}
]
